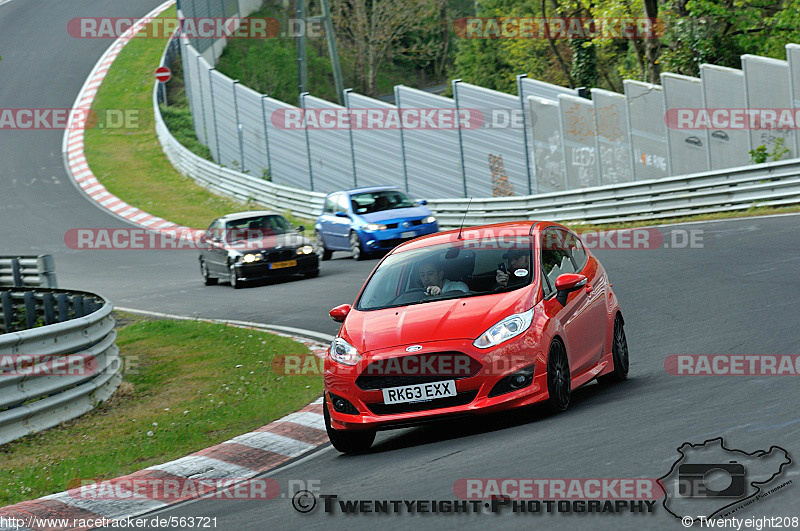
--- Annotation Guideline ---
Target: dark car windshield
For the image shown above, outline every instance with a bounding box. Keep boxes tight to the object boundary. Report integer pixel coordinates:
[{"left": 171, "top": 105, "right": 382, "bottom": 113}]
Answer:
[
  {"left": 356, "top": 239, "right": 534, "bottom": 311},
  {"left": 225, "top": 215, "right": 294, "bottom": 239},
  {"left": 350, "top": 190, "right": 415, "bottom": 214}
]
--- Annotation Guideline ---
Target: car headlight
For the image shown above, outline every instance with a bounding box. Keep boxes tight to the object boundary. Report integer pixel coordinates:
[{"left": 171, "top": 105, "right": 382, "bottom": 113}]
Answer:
[
  {"left": 423, "top": 216, "right": 436, "bottom": 224},
  {"left": 364, "top": 223, "right": 387, "bottom": 231},
  {"left": 329, "top": 338, "right": 361, "bottom": 366},
  {"left": 473, "top": 308, "right": 534, "bottom": 349},
  {"left": 241, "top": 253, "right": 262, "bottom": 263},
  {"left": 296, "top": 245, "right": 314, "bottom": 255}
]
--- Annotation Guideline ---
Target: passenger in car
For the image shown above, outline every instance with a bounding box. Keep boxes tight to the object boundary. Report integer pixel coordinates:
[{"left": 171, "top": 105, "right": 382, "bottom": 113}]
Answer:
[
  {"left": 495, "top": 249, "right": 531, "bottom": 289},
  {"left": 419, "top": 261, "right": 469, "bottom": 296}
]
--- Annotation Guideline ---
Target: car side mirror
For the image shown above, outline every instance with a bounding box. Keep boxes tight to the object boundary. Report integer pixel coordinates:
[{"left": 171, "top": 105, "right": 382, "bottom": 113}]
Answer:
[
  {"left": 296, "top": 225, "right": 305, "bottom": 232},
  {"left": 329, "top": 304, "right": 351, "bottom": 322},
  {"left": 554, "top": 273, "right": 587, "bottom": 306},
  {"left": 334, "top": 211, "right": 349, "bottom": 218},
  {"left": 418, "top": 199, "right": 428, "bottom": 205}
]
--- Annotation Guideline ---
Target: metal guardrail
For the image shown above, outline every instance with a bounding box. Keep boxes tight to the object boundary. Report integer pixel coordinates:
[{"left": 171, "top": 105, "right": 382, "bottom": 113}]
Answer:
[
  {"left": 0, "top": 288, "right": 120, "bottom": 445},
  {"left": 155, "top": 39, "right": 800, "bottom": 228},
  {"left": 0, "top": 255, "right": 57, "bottom": 289},
  {"left": 154, "top": 38, "right": 326, "bottom": 220}
]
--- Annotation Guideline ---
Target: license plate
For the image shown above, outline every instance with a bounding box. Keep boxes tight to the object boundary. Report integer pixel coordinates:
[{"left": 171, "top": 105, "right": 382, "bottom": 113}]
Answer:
[
  {"left": 269, "top": 259, "right": 297, "bottom": 269},
  {"left": 382, "top": 380, "right": 457, "bottom": 404},
  {"left": 401, "top": 231, "right": 416, "bottom": 238}
]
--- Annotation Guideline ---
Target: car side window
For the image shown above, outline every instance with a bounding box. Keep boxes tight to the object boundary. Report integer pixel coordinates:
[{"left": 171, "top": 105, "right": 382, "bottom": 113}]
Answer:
[
  {"left": 337, "top": 194, "right": 350, "bottom": 214},
  {"left": 565, "top": 231, "right": 588, "bottom": 271},
  {"left": 323, "top": 195, "right": 336, "bottom": 214},
  {"left": 541, "top": 228, "right": 576, "bottom": 298},
  {"left": 205, "top": 219, "right": 222, "bottom": 241}
]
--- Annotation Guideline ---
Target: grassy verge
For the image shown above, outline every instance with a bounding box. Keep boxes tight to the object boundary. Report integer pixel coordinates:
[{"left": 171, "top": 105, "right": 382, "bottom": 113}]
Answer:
[
  {"left": 83, "top": 5, "right": 312, "bottom": 232},
  {"left": 0, "top": 312, "right": 322, "bottom": 506}
]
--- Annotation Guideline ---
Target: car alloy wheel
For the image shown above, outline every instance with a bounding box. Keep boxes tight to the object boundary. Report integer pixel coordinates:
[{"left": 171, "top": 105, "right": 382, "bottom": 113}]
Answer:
[
  {"left": 200, "top": 259, "right": 217, "bottom": 286},
  {"left": 324, "top": 396, "right": 375, "bottom": 453},
  {"left": 350, "top": 231, "right": 365, "bottom": 261},
  {"left": 546, "top": 339, "right": 571, "bottom": 412},
  {"left": 598, "top": 315, "right": 629, "bottom": 384},
  {"left": 315, "top": 231, "right": 332, "bottom": 261}
]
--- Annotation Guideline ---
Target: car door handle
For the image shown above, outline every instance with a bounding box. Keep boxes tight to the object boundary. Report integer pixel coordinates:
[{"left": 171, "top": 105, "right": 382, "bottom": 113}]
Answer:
[{"left": 585, "top": 283, "right": 593, "bottom": 294}]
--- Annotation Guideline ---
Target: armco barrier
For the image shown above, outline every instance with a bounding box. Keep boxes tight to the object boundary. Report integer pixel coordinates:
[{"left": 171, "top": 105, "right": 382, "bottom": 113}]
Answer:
[
  {"left": 0, "top": 288, "right": 120, "bottom": 445},
  {"left": 0, "top": 255, "right": 57, "bottom": 289},
  {"left": 155, "top": 38, "right": 800, "bottom": 228},
  {"left": 155, "top": 35, "right": 325, "bottom": 220}
]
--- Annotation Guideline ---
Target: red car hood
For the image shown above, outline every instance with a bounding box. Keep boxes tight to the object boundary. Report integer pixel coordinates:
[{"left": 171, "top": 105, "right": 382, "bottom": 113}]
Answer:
[{"left": 342, "top": 290, "right": 533, "bottom": 353}]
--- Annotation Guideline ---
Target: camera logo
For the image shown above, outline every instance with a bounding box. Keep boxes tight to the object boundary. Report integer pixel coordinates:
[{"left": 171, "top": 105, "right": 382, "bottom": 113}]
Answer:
[
  {"left": 659, "top": 438, "right": 792, "bottom": 523},
  {"left": 678, "top": 462, "right": 746, "bottom": 498}
]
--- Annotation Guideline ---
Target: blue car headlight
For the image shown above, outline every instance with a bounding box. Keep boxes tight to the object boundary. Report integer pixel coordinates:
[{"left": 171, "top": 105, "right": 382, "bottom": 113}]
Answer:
[{"left": 364, "top": 223, "right": 387, "bottom": 231}]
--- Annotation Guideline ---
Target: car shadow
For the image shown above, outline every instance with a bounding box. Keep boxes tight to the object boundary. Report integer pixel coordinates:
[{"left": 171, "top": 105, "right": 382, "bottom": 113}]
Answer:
[{"left": 356, "top": 377, "right": 647, "bottom": 455}]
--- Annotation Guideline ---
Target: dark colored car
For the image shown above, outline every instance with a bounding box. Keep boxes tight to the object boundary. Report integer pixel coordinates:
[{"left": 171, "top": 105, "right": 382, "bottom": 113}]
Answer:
[
  {"left": 314, "top": 187, "right": 439, "bottom": 261},
  {"left": 199, "top": 211, "right": 319, "bottom": 288}
]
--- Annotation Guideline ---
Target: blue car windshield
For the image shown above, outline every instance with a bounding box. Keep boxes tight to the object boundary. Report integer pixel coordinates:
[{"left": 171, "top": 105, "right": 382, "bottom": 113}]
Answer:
[
  {"left": 356, "top": 240, "right": 534, "bottom": 311},
  {"left": 350, "top": 190, "right": 415, "bottom": 214}
]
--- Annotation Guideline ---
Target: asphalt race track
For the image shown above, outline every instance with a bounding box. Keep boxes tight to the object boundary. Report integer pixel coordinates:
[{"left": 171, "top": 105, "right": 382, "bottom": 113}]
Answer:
[{"left": 1, "top": 1, "right": 799, "bottom": 529}]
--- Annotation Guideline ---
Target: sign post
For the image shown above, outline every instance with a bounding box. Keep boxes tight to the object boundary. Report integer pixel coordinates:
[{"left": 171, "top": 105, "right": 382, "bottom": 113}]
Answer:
[{"left": 155, "top": 66, "right": 172, "bottom": 108}]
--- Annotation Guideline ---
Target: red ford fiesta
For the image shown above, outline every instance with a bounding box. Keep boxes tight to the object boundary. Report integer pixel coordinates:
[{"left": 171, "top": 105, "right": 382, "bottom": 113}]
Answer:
[{"left": 324, "top": 221, "right": 629, "bottom": 453}]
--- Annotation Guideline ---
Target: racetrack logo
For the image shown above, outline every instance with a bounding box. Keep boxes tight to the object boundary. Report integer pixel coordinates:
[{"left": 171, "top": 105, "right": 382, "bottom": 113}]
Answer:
[
  {"left": 658, "top": 438, "right": 792, "bottom": 524},
  {"left": 454, "top": 478, "right": 663, "bottom": 500},
  {"left": 0, "top": 354, "right": 98, "bottom": 376},
  {"left": 0, "top": 108, "right": 140, "bottom": 130},
  {"left": 68, "top": 478, "right": 280, "bottom": 501},
  {"left": 664, "top": 355, "right": 800, "bottom": 375},
  {"left": 63, "top": 228, "right": 281, "bottom": 251},
  {"left": 67, "top": 17, "right": 281, "bottom": 39},
  {"left": 454, "top": 17, "right": 664, "bottom": 39},
  {"left": 271, "top": 108, "right": 484, "bottom": 130},
  {"left": 665, "top": 108, "right": 800, "bottom": 130}
]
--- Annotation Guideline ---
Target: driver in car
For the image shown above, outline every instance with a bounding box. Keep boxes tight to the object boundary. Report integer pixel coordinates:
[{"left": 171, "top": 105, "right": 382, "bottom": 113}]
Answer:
[
  {"left": 419, "top": 261, "right": 469, "bottom": 296},
  {"left": 495, "top": 249, "right": 531, "bottom": 289}
]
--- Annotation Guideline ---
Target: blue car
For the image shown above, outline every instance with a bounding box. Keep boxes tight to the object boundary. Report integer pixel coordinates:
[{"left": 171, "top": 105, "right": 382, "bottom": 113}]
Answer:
[{"left": 314, "top": 186, "right": 439, "bottom": 260}]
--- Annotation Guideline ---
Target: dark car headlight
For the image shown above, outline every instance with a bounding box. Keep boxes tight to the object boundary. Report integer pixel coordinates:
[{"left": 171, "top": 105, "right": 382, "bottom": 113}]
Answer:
[{"left": 296, "top": 245, "right": 314, "bottom": 255}]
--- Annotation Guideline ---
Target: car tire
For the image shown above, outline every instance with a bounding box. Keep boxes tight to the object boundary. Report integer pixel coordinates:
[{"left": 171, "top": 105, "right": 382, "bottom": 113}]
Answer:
[
  {"left": 200, "top": 259, "right": 217, "bottom": 286},
  {"left": 324, "top": 396, "right": 375, "bottom": 454},
  {"left": 229, "top": 263, "right": 244, "bottom": 289},
  {"left": 315, "top": 231, "right": 332, "bottom": 261},
  {"left": 350, "top": 231, "right": 366, "bottom": 261},
  {"left": 545, "top": 338, "right": 571, "bottom": 413},
  {"left": 598, "top": 315, "right": 629, "bottom": 384}
]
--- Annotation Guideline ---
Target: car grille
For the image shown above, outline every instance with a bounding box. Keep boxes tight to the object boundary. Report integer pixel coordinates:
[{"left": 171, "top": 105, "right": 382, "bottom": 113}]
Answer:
[
  {"left": 366, "top": 390, "right": 479, "bottom": 415},
  {"left": 410, "top": 219, "right": 423, "bottom": 226},
  {"left": 355, "top": 352, "right": 482, "bottom": 391},
  {"left": 385, "top": 223, "right": 398, "bottom": 229},
  {"left": 264, "top": 249, "right": 295, "bottom": 262},
  {"left": 377, "top": 237, "right": 416, "bottom": 249}
]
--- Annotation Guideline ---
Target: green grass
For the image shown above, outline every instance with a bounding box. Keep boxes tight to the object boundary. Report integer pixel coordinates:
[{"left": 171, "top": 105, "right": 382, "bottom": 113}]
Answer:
[
  {"left": 83, "top": 6, "right": 312, "bottom": 232},
  {"left": 0, "top": 312, "right": 322, "bottom": 506}
]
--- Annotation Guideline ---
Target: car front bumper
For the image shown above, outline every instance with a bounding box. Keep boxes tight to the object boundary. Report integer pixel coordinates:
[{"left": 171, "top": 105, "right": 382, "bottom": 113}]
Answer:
[
  {"left": 233, "top": 254, "right": 319, "bottom": 280},
  {"left": 324, "top": 337, "right": 548, "bottom": 432},
  {"left": 360, "top": 223, "right": 439, "bottom": 251}
]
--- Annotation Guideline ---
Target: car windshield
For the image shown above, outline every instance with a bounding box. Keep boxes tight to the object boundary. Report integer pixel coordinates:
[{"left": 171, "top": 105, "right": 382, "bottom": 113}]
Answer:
[
  {"left": 224, "top": 215, "right": 293, "bottom": 240},
  {"left": 356, "top": 239, "right": 534, "bottom": 311},
  {"left": 350, "top": 190, "right": 415, "bottom": 214}
]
